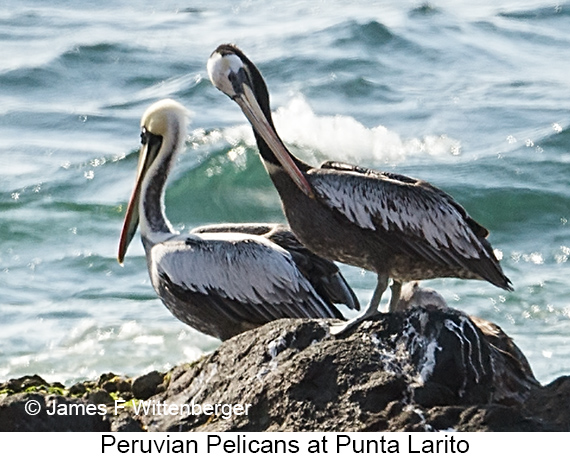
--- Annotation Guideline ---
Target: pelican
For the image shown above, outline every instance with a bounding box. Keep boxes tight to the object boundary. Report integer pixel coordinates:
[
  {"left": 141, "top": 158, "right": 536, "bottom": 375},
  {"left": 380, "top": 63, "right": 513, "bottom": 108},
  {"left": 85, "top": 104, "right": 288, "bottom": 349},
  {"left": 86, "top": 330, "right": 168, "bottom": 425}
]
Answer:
[
  {"left": 207, "top": 43, "right": 513, "bottom": 334},
  {"left": 118, "top": 99, "right": 358, "bottom": 341}
]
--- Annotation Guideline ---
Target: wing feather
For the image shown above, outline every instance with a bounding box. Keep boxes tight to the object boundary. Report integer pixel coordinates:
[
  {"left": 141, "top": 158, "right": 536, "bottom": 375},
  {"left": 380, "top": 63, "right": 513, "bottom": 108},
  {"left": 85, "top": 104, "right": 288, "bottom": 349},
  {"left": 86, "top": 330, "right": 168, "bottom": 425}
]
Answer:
[
  {"left": 310, "top": 163, "right": 490, "bottom": 263},
  {"left": 150, "top": 234, "right": 341, "bottom": 324},
  {"left": 192, "top": 223, "right": 359, "bottom": 311}
]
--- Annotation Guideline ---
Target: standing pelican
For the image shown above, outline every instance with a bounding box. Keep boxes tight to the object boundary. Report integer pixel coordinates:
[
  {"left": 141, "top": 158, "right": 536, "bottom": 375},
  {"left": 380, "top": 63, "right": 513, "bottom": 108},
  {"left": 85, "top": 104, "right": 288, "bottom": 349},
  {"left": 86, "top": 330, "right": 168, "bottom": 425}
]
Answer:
[
  {"left": 118, "top": 99, "right": 358, "bottom": 341},
  {"left": 207, "top": 44, "right": 513, "bottom": 333}
]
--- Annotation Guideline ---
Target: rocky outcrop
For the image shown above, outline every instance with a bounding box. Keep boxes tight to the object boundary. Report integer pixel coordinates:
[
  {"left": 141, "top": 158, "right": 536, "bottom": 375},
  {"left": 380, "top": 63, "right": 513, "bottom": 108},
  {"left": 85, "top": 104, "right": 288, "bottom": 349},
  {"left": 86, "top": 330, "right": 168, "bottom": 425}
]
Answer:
[{"left": 1, "top": 307, "right": 569, "bottom": 432}]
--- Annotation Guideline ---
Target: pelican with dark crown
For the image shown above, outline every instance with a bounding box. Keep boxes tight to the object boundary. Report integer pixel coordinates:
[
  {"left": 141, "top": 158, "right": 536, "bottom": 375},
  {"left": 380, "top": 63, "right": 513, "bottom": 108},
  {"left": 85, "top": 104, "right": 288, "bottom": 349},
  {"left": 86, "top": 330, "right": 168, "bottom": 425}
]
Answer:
[
  {"left": 207, "top": 43, "right": 513, "bottom": 334},
  {"left": 118, "top": 99, "right": 359, "bottom": 341}
]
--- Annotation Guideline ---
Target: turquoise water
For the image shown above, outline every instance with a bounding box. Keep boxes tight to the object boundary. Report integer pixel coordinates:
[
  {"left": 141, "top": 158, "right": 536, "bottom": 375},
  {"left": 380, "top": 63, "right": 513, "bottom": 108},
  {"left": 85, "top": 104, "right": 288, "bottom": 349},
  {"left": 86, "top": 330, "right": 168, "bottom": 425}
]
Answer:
[{"left": 1, "top": 0, "right": 568, "bottom": 384}]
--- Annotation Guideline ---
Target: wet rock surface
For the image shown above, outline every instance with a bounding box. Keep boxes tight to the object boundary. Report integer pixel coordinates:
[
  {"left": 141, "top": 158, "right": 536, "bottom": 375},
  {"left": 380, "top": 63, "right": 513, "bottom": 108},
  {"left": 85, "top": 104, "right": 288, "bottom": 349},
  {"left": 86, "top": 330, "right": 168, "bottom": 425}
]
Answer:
[{"left": 1, "top": 307, "right": 568, "bottom": 432}]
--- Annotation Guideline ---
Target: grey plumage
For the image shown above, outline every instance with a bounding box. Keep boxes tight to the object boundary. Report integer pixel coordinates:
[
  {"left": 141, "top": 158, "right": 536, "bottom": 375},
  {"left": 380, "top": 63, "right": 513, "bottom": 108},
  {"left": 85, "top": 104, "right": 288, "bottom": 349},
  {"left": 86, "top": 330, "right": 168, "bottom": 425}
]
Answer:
[
  {"left": 118, "top": 99, "right": 356, "bottom": 341},
  {"left": 150, "top": 231, "right": 345, "bottom": 340},
  {"left": 191, "top": 223, "right": 360, "bottom": 311}
]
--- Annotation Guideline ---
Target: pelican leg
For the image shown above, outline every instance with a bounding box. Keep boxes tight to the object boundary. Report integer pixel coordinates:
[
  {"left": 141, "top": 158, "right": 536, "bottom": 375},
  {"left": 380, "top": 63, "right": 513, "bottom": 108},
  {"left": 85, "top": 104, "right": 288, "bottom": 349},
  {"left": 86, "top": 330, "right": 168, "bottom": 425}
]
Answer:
[
  {"left": 330, "top": 275, "right": 389, "bottom": 336},
  {"left": 388, "top": 280, "right": 403, "bottom": 312}
]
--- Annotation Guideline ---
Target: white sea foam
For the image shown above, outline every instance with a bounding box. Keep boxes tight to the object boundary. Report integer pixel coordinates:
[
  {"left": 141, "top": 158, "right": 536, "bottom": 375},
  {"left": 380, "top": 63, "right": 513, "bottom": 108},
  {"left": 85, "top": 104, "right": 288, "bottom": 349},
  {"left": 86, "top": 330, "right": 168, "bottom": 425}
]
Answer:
[{"left": 218, "top": 95, "right": 461, "bottom": 165}]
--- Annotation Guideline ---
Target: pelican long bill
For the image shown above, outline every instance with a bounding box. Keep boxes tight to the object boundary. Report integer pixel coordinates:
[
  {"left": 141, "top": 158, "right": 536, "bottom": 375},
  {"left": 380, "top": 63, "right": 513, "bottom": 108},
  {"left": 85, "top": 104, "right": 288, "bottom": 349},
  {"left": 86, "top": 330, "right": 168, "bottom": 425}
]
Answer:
[
  {"left": 234, "top": 85, "right": 315, "bottom": 199},
  {"left": 117, "top": 132, "right": 161, "bottom": 264}
]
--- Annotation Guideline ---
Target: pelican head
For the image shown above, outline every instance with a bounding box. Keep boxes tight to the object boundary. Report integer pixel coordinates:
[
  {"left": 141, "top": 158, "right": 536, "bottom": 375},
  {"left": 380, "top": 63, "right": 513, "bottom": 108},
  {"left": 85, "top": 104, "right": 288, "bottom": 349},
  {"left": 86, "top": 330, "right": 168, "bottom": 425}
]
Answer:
[
  {"left": 118, "top": 99, "right": 188, "bottom": 264},
  {"left": 207, "top": 44, "right": 314, "bottom": 198}
]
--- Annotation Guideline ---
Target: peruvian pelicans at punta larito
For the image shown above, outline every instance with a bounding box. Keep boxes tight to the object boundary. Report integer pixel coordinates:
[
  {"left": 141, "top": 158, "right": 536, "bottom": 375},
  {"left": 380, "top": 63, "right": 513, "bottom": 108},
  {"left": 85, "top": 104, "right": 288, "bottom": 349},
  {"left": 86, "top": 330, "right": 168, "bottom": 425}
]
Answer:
[
  {"left": 207, "top": 43, "right": 513, "bottom": 334},
  {"left": 117, "top": 99, "right": 359, "bottom": 341}
]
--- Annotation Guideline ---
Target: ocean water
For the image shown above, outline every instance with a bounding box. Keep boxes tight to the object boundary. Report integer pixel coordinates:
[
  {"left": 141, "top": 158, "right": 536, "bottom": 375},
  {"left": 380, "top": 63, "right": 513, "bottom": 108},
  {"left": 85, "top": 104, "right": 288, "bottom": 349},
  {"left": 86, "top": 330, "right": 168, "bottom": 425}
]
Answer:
[{"left": 0, "top": 0, "right": 568, "bottom": 385}]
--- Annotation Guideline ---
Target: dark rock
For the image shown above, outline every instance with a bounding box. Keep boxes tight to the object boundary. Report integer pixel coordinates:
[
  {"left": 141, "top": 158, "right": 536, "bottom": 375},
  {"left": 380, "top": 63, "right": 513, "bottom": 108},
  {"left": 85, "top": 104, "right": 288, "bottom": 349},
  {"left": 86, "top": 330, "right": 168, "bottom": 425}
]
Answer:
[
  {"left": 0, "top": 307, "right": 569, "bottom": 431},
  {"left": 116, "top": 379, "right": 133, "bottom": 393},
  {"left": 523, "top": 375, "right": 570, "bottom": 431},
  {"left": 84, "top": 388, "right": 114, "bottom": 405},
  {"left": 110, "top": 412, "right": 145, "bottom": 432},
  {"left": 2, "top": 375, "right": 48, "bottom": 393},
  {"left": 97, "top": 372, "right": 118, "bottom": 386},
  {"left": 131, "top": 371, "right": 165, "bottom": 400},
  {"left": 68, "top": 382, "right": 87, "bottom": 397},
  {"left": 0, "top": 393, "right": 110, "bottom": 432},
  {"left": 101, "top": 375, "right": 132, "bottom": 396},
  {"left": 138, "top": 308, "right": 543, "bottom": 432},
  {"left": 454, "top": 405, "right": 547, "bottom": 431},
  {"left": 101, "top": 380, "right": 118, "bottom": 393}
]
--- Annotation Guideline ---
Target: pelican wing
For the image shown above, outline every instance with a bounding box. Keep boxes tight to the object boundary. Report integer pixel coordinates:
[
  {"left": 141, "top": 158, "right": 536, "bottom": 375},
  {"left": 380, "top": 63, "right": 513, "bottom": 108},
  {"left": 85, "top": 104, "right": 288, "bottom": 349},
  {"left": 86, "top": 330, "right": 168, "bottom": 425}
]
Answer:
[
  {"left": 311, "top": 162, "right": 497, "bottom": 267},
  {"left": 149, "top": 234, "right": 343, "bottom": 326},
  {"left": 192, "top": 223, "right": 360, "bottom": 311},
  {"left": 265, "top": 227, "right": 360, "bottom": 310}
]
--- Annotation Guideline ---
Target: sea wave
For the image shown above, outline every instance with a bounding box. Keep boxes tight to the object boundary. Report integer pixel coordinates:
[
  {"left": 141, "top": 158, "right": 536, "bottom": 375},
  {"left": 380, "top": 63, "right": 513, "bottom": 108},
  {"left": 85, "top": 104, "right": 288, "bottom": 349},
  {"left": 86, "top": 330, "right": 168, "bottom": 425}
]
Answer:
[
  {"left": 498, "top": 3, "right": 570, "bottom": 20},
  {"left": 197, "top": 95, "right": 461, "bottom": 166}
]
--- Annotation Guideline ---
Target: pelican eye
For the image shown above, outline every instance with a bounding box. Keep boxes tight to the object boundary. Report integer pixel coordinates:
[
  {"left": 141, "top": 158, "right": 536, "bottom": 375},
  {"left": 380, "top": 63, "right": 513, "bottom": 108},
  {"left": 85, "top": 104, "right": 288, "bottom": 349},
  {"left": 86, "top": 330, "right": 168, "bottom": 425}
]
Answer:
[
  {"left": 228, "top": 67, "right": 249, "bottom": 96},
  {"left": 140, "top": 127, "right": 149, "bottom": 145}
]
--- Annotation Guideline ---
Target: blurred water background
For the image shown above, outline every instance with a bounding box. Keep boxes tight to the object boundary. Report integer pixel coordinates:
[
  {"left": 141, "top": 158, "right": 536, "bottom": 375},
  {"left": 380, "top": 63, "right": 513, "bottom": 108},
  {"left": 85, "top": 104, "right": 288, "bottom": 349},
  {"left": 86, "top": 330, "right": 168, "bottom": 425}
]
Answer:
[{"left": 0, "top": 0, "right": 568, "bottom": 385}]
